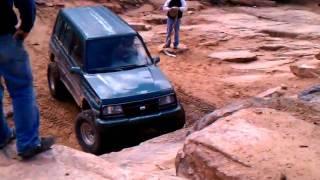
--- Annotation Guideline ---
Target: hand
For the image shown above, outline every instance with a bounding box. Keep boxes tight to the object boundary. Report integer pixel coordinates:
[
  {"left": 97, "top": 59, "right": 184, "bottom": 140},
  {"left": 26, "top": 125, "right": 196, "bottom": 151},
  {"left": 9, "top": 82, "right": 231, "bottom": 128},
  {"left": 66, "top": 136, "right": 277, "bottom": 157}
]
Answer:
[
  {"left": 171, "top": 7, "right": 179, "bottom": 10},
  {"left": 13, "top": 29, "right": 29, "bottom": 41}
]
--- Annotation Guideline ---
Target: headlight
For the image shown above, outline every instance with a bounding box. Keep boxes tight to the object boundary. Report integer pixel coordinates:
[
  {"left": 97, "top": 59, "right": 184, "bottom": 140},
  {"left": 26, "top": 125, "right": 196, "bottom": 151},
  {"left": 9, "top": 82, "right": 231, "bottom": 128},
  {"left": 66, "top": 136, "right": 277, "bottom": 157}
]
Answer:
[
  {"left": 159, "top": 95, "right": 176, "bottom": 106},
  {"left": 102, "top": 105, "right": 123, "bottom": 116}
]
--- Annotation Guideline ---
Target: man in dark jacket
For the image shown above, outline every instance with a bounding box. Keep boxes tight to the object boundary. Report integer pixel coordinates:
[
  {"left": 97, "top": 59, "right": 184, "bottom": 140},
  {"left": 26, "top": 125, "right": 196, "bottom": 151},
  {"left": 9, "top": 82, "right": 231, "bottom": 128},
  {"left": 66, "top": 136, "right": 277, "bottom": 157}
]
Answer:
[
  {"left": 163, "top": 0, "right": 187, "bottom": 49},
  {"left": 0, "top": 0, "right": 54, "bottom": 159}
]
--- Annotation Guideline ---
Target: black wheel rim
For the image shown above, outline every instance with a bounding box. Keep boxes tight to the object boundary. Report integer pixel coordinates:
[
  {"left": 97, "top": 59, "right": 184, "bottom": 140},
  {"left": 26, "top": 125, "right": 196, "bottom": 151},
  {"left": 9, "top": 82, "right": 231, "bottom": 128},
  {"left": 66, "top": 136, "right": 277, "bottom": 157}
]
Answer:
[{"left": 80, "top": 122, "right": 96, "bottom": 146}]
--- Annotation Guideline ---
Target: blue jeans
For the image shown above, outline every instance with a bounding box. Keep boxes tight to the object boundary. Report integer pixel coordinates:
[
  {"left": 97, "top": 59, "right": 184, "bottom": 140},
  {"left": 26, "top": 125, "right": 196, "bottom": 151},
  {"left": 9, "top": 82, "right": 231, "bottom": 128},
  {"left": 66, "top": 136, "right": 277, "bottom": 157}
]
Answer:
[
  {"left": 165, "top": 17, "right": 181, "bottom": 48},
  {"left": 0, "top": 35, "right": 40, "bottom": 153}
]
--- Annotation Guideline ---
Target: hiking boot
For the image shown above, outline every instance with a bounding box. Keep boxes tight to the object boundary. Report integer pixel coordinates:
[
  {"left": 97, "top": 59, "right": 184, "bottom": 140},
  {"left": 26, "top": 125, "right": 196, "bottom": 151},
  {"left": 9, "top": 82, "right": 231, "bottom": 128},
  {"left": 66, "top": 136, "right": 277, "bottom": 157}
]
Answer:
[
  {"left": 0, "top": 128, "right": 16, "bottom": 149},
  {"left": 18, "top": 136, "right": 55, "bottom": 160}
]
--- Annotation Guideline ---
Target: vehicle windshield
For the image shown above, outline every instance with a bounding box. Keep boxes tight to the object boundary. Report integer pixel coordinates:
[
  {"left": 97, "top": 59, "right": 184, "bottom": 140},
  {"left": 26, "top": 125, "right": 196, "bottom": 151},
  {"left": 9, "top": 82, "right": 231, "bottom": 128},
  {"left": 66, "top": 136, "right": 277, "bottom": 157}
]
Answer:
[{"left": 86, "top": 35, "right": 151, "bottom": 73}]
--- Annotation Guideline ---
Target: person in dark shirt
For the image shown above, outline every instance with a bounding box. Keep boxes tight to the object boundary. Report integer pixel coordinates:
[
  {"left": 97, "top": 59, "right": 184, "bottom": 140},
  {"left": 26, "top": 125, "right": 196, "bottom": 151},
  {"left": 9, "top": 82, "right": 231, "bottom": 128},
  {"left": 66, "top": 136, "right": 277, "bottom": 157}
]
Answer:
[
  {"left": 163, "top": 0, "right": 187, "bottom": 49},
  {"left": 0, "top": 0, "right": 54, "bottom": 159}
]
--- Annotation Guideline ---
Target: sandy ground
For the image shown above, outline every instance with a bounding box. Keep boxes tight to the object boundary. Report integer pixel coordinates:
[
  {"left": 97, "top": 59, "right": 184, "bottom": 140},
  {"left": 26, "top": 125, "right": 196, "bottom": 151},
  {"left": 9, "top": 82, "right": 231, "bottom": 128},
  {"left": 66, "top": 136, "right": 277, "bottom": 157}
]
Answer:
[{"left": 4, "top": 1, "right": 320, "bottom": 150}]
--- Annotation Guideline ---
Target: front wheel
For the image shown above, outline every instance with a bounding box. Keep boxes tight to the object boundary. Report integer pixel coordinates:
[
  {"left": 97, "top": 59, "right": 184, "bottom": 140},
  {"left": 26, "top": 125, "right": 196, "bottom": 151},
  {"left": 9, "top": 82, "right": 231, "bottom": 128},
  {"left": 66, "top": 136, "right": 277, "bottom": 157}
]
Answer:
[
  {"left": 160, "top": 105, "right": 186, "bottom": 133},
  {"left": 75, "top": 110, "right": 103, "bottom": 155},
  {"left": 173, "top": 105, "right": 186, "bottom": 130}
]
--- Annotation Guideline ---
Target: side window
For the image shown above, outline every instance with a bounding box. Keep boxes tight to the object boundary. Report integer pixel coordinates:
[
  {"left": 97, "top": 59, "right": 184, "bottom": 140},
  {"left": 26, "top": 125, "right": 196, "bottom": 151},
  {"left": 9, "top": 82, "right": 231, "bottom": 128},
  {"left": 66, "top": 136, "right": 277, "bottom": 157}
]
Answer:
[
  {"left": 70, "top": 35, "right": 84, "bottom": 67},
  {"left": 54, "top": 16, "right": 63, "bottom": 36},
  {"left": 57, "top": 22, "right": 67, "bottom": 43},
  {"left": 57, "top": 21, "right": 65, "bottom": 41},
  {"left": 61, "top": 24, "right": 73, "bottom": 51},
  {"left": 57, "top": 22, "right": 82, "bottom": 65}
]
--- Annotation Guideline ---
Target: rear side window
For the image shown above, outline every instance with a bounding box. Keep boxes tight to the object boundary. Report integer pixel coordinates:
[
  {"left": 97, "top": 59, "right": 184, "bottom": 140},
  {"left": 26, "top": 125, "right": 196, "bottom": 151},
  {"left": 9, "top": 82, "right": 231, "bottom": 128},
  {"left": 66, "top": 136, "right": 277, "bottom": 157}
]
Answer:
[
  {"left": 54, "top": 15, "right": 63, "bottom": 36},
  {"left": 57, "top": 21, "right": 84, "bottom": 66},
  {"left": 60, "top": 24, "right": 73, "bottom": 51},
  {"left": 53, "top": 15, "right": 84, "bottom": 66}
]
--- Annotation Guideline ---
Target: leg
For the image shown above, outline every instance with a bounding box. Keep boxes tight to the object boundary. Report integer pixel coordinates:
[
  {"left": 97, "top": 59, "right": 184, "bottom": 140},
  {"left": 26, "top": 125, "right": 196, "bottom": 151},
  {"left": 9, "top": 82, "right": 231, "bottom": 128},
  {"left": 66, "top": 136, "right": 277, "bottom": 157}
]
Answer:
[
  {"left": 174, "top": 19, "right": 181, "bottom": 48},
  {"left": 0, "top": 35, "right": 40, "bottom": 153},
  {"left": 0, "top": 81, "right": 12, "bottom": 147},
  {"left": 165, "top": 18, "right": 175, "bottom": 48}
]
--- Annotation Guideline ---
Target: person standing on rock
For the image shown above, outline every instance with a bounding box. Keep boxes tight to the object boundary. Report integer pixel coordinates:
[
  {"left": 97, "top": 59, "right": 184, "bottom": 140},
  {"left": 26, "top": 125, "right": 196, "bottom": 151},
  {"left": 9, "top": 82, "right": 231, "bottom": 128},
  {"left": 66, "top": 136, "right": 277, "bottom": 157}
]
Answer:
[
  {"left": 163, "top": 0, "right": 187, "bottom": 49},
  {"left": 0, "top": 0, "right": 54, "bottom": 159}
]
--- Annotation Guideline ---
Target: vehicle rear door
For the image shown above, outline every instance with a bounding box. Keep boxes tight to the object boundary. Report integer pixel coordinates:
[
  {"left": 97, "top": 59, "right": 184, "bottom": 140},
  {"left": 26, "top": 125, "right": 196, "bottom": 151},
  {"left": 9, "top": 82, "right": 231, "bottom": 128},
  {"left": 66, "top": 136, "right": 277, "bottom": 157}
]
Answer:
[{"left": 53, "top": 20, "right": 83, "bottom": 106}]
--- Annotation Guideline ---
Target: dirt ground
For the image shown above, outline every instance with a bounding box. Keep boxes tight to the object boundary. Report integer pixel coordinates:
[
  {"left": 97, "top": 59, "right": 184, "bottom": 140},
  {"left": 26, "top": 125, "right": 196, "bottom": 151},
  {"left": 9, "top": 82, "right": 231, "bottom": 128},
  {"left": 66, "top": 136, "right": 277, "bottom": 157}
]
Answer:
[{"left": 5, "top": 0, "right": 320, "bottom": 150}]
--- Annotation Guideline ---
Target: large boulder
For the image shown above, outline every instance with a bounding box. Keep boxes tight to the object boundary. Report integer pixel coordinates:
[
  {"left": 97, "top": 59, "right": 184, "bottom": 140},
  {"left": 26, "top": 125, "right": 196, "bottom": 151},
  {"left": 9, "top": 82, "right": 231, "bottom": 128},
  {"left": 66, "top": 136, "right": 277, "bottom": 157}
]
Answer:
[
  {"left": 143, "top": 15, "right": 167, "bottom": 25},
  {"left": 101, "top": 129, "right": 188, "bottom": 178},
  {"left": 102, "top": 3, "right": 123, "bottom": 13},
  {"left": 298, "top": 84, "right": 320, "bottom": 103},
  {"left": 176, "top": 108, "right": 320, "bottom": 180},
  {"left": 290, "top": 64, "right": 320, "bottom": 78},
  {"left": 187, "top": 1, "right": 205, "bottom": 11},
  {"left": 258, "top": 44, "right": 287, "bottom": 51},
  {"left": 0, "top": 145, "right": 128, "bottom": 180},
  {"left": 0, "top": 144, "right": 184, "bottom": 180},
  {"left": 316, "top": 52, "right": 320, "bottom": 60},
  {"left": 228, "top": 0, "right": 276, "bottom": 6},
  {"left": 191, "top": 98, "right": 261, "bottom": 132},
  {"left": 259, "top": 23, "right": 320, "bottom": 39},
  {"left": 119, "top": 0, "right": 145, "bottom": 6},
  {"left": 128, "top": 22, "right": 152, "bottom": 31},
  {"left": 208, "top": 50, "right": 258, "bottom": 63},
  {"left": 191, "top": 95, "right": 320, "bottom": 133}
]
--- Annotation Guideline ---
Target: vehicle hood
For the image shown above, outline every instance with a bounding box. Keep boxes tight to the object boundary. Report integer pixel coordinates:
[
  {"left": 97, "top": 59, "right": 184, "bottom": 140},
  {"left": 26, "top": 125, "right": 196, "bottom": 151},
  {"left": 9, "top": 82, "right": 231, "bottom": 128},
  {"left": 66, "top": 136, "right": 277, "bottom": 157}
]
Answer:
[{"left": 84, "top": 66, "right": 173, "bottom": 103}]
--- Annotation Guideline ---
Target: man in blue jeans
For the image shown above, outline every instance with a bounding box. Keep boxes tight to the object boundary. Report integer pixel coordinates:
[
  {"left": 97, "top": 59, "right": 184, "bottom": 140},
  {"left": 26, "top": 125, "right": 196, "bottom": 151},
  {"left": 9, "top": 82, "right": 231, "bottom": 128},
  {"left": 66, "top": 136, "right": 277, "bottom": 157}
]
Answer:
[
  {"left": 163, "top": 0, "right": 187, "bottom": 49},
  {"left": 0, "top": 0, "right": 54, "bottom": 159}
]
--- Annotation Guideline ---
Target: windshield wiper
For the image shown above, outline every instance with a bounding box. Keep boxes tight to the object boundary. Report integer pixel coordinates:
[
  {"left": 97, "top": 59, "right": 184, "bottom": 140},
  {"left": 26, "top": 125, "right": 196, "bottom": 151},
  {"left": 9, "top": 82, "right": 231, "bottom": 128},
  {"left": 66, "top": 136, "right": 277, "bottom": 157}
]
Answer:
[
  {"left": 120, "top": 64, "right": 147, "bottom": 70},
  {"left": 93, "top": 67, "right": 124, "bottom": 72}
]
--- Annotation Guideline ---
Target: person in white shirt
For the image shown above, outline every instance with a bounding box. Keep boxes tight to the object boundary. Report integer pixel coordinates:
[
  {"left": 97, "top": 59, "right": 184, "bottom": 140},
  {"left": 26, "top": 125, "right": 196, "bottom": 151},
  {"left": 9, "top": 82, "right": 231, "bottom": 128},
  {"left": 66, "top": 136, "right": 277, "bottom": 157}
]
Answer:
[{"left": 163, "top": 0, "right": 187, "bottom": 49}]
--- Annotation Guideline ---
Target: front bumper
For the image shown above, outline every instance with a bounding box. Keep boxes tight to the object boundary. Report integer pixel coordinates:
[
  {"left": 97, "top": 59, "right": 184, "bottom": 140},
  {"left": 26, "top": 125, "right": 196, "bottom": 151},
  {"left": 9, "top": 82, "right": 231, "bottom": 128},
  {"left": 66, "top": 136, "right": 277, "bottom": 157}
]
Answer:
[{"left": 95, "top": 104, "right": 184, "bottom": 130}]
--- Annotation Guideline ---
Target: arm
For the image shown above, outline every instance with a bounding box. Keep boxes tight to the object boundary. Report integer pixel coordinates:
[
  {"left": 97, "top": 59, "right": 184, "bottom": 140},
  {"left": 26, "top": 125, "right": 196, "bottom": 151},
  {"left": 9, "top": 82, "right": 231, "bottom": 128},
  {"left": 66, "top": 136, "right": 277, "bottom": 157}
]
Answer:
[
  {"left": 179, "top": 0, "right": 187, "bottom": 12},
  {"left": 13, "top": 0, "right": 36, "bottom": 39},
  {"left": 163, "top": 0, "right": 171, "bottom": 12}
]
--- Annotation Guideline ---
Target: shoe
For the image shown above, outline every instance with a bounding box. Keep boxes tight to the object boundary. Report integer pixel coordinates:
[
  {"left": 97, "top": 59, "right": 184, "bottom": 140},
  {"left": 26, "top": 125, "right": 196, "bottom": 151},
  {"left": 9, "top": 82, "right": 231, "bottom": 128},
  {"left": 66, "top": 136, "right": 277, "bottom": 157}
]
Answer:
[
  {"left": 0, "top": 128, "right": 16, "bottom": 149},
  {"left": 173, "top": 46, "right": 179, "bottom": 49},
  {"left": 18, "top": 136, "right": 55, "bottom": 160},
  {"left": 163, "top": 44, "right": 170, "bottom": 48}
]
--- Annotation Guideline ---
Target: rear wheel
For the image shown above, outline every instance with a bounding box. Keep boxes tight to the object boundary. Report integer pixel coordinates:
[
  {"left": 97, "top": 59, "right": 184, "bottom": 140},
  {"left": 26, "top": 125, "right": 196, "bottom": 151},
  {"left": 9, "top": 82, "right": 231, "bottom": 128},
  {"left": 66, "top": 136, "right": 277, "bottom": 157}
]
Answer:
[
  {"left": 47, "top": 62, "right": 68, "bottom": 100},
  {"left": 75, "top": 110, "right": 103, "bottom": 155}
]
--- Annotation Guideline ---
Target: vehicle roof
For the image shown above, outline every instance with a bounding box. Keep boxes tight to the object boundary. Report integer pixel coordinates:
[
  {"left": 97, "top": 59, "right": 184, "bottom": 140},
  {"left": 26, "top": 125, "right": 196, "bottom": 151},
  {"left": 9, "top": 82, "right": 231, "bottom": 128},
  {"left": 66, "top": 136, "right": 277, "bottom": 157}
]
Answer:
[{"left": 61, "top": 6, "right": 137, "bottom": 40}]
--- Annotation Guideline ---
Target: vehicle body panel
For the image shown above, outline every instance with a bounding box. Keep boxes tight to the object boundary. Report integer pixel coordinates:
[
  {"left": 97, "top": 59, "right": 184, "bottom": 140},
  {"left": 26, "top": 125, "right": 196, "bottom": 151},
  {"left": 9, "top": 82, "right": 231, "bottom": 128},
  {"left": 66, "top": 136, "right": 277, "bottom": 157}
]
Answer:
[
  {"left": 61, "top": 6, "right": 136, "bottom": 40},
  {"left": 84, "top": 66, "right": 172, "bottom": 102},
  {"left": 96, "top": 104, "right": 184, "bottom": 129}
]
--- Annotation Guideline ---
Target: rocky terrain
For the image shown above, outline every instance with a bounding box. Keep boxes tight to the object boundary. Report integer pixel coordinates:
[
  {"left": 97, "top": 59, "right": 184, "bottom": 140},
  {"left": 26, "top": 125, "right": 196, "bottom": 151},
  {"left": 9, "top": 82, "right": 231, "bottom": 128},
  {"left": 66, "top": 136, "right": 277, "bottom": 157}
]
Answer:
[
  {"left": 177, "top": 105, "right": 320, "bottom": 180},
  {"left": 2, "top": 0, "right": 320, "bottom": 179}
]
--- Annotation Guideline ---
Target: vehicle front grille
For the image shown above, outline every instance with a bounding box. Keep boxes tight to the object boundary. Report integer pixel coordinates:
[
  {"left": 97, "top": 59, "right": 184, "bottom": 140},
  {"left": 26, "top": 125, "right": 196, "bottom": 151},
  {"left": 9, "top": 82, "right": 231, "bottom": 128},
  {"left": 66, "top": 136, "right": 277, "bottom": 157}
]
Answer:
[{"left": 122, "top": 98, "right": 159, "bottom": 117}]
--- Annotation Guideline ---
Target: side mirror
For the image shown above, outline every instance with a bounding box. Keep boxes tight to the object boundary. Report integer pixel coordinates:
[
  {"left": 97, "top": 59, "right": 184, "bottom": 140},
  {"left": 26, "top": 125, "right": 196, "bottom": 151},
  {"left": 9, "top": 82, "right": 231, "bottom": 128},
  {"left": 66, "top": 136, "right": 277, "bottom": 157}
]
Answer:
[
  {"left": 153, "top": 56, "right": 160, "bottom": 64},
  {"left": 70, "top": 66, "right": 83, "bottom": 75}
]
